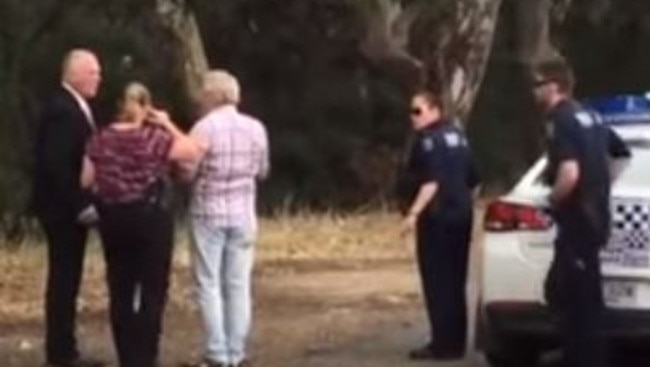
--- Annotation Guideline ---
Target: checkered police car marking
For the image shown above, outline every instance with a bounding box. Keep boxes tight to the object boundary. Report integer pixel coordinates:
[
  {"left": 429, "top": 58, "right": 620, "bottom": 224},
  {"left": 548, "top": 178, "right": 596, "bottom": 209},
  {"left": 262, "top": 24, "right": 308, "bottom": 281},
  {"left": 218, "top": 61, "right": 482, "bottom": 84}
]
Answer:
[{"left": 602, "top": 198, "right": 650, "bottom": 268}]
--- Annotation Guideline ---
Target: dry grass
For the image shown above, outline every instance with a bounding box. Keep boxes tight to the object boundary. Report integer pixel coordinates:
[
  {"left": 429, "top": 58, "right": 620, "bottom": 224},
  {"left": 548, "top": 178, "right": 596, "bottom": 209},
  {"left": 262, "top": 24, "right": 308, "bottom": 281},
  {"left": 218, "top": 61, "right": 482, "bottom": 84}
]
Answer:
[
  {"left": 207, "top": 210, "right": 403, "bottom": 262},
  {"left": 0, "top": 211, "right": 409, "bottom": 325}
]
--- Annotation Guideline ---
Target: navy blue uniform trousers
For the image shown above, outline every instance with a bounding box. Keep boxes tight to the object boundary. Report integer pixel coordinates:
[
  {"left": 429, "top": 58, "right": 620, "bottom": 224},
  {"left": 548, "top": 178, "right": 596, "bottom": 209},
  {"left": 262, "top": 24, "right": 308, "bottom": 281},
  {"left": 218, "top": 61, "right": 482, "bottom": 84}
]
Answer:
[
  {"left": 416, "top": 215, "right": 472, "bottom": 353},
  {"left": 546, "top": 235, "right": 606, "bottom": 367}
]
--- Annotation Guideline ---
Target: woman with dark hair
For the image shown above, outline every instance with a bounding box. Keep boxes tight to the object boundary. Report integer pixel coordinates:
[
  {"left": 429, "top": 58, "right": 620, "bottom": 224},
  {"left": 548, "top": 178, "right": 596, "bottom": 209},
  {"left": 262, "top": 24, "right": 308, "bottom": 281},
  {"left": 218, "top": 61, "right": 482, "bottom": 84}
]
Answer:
[{"left": 82, "top": 82, "right": 202, "bottom": 367}]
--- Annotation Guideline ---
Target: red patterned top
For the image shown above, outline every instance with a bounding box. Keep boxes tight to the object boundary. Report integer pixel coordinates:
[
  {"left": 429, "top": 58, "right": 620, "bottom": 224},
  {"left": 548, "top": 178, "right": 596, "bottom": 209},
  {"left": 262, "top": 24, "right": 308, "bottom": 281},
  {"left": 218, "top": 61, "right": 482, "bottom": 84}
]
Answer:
[{"left": 87, "top": 124, "right": 172, "bottom": 204}]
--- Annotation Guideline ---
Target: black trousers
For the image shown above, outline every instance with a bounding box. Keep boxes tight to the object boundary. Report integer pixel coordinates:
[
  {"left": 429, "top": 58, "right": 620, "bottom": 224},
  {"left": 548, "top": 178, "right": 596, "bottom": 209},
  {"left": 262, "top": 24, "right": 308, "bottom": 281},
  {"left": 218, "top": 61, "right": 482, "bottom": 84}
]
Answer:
[
  {"left": 416, "top": 215, "right": 472, "bottom": 354},
  {"left": 97, "top": 202, "right": 174, "bottom": 367},
  {"left": 38, "top": 212, "right": 89, "bottom": 364},
  {"left": 545, "top": 236, "right": 606, "bottom": 367}
]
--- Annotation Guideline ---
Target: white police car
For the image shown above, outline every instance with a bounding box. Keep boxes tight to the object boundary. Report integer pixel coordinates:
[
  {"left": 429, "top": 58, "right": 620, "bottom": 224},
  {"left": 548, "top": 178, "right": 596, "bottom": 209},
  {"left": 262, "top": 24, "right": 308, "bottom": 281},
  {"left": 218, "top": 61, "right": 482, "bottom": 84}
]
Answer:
[{"left": 476, "top": 95, "right": 650, "bottom": 366}]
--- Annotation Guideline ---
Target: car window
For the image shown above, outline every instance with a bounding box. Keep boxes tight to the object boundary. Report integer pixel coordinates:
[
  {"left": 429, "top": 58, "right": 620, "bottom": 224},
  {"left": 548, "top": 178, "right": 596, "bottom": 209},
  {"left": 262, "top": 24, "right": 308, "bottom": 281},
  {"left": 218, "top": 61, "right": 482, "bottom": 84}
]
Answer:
[{"left": 616, "top": 147, "right": 650, "bottom": 187}]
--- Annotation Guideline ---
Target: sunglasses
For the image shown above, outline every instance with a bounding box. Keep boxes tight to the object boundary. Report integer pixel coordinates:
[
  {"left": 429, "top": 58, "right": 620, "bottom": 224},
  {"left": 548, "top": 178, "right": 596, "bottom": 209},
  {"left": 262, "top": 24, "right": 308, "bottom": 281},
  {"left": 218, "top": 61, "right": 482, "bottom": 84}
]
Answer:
[{"left": 410, "top": 107, "right": 423, "bottom": 116}]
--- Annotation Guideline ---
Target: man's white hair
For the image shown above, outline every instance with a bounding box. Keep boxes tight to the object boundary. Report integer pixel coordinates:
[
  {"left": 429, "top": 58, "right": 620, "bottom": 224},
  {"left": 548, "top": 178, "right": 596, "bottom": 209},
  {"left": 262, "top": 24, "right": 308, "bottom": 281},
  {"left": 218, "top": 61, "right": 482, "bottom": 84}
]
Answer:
[
  {"left": 203, "top": 70, "right": 241, "bottom": 106},
  {"left": 62, "top": 48, "right": 97, "bottom": 81}
]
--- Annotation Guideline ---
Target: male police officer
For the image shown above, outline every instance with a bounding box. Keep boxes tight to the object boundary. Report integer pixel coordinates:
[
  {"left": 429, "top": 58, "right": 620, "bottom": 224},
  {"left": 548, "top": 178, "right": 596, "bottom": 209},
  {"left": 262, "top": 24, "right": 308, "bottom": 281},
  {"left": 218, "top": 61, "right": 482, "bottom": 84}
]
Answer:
[
  {"left": 399, "top": 89, "right": 479, "bottom": 361},
  {"left": 533, "top": 60, "right": 631, "bottom": 367}
]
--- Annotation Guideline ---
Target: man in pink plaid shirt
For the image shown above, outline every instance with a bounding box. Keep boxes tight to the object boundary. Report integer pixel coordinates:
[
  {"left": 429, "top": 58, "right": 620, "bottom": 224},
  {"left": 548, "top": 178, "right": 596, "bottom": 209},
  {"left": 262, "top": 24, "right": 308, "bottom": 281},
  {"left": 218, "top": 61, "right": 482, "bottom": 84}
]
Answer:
[{"left": 186, "top": 70, "right": 269, "bottom": 367}]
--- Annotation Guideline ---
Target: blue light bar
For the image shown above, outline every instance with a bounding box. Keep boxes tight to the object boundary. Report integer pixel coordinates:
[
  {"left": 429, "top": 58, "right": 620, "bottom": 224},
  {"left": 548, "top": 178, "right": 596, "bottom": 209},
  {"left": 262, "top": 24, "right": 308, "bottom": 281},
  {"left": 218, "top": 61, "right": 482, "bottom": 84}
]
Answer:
[{"left": 584, "top": 94, "right": 650, "bottom": 125}]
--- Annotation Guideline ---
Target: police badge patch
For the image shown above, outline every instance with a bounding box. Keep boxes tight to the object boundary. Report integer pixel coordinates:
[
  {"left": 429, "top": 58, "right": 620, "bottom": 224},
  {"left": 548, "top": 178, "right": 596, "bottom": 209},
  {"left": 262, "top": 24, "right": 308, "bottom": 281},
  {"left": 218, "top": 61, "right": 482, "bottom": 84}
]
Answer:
[
  {"left": 546, "top": 121, "right": 554, "bottom": 138},
  {"left": 444, "top": 132, "right": 460, "bottom": 147},
  {"left": 421, "top": 137, "right": 434, "bottom": 151},
  {"left": 575, "top": 111, "right": 594, "bottom": 128}
]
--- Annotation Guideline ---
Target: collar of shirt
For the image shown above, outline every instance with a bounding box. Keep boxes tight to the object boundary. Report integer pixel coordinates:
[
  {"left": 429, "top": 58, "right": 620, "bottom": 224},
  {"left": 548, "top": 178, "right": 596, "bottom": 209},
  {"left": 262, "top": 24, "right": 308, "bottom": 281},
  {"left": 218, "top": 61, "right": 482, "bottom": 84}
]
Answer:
[
  {"left": 548, "top": 99, "right": 579, "bottom": 118},
  {"left": 422, "top": 119, "right": 450, "bottom": 134},
  {"left": 62, "top": 82, "right": 96, "bottom": 131},
  {"left": 206, "top": 104, "right": 238, "bottom": 120}
]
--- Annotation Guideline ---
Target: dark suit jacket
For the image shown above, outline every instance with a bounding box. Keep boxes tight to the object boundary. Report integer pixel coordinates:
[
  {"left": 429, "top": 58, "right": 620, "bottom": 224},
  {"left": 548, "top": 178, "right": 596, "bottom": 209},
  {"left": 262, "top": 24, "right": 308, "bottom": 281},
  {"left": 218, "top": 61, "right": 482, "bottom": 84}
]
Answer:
[{"left": 32, "top": 87, "right": 95, "bottom": 219}]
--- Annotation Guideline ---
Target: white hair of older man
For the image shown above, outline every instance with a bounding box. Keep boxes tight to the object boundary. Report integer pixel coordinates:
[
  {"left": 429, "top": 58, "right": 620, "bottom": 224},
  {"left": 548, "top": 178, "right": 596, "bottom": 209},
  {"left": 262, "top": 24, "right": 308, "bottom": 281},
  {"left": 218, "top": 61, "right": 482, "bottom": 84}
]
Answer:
[
  {"left": 203, "top": 70, "right": 241, "bottom": 106},
  {"left": 62, "top": 49, "right": 97, "bottom": 81}
]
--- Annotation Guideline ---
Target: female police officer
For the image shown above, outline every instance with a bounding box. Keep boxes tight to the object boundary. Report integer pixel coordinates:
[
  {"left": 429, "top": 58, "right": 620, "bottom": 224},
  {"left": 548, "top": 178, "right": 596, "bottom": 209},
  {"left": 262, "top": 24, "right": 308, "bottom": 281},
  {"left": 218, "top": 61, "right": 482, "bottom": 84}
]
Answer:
[{"left": 399, "top": 89, "right": 479, "bottom": 361}]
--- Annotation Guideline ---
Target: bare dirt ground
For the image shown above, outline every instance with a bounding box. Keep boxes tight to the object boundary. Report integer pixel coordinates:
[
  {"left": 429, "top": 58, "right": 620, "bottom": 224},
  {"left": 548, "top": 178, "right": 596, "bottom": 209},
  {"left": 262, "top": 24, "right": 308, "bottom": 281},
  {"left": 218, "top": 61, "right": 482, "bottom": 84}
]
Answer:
[
  {"left": 4, "top": 210, "right": 649, "bottom": 367},
  {"left": 0, "top": 211, "right": 493, "bottom": 367}
]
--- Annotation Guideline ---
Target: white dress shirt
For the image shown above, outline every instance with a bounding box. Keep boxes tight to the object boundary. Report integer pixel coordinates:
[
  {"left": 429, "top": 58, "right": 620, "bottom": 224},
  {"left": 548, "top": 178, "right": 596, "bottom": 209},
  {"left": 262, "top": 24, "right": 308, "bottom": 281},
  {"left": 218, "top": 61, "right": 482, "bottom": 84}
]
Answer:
[{"left": 62, "top": 82, "right": 96, "bottom": 131}]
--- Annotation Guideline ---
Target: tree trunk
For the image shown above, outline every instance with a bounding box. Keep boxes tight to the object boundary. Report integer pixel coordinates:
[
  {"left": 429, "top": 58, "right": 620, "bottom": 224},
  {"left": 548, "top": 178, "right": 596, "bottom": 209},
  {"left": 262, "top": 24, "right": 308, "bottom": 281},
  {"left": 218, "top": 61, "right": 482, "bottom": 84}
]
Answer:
[
  {"left": 356, "top": 0, "right": 426, "bottom": 91},
  {"left": 506, "top": 0, "right": 573, "bottom": 169},
  {"left": 441, "top": 0, "right": 504, "bottom": 121},
  {"left": 514, "top": 0, "right": 576, "bottom": 65},
  {"left": 155, "top": 0, "right": 209, "bottom": 100},
  {"left": 356, "top": 0, "right": 503, "bottom": 123},
  {"left": 517, "top": 0, "right": 554, "bottom": 63}
]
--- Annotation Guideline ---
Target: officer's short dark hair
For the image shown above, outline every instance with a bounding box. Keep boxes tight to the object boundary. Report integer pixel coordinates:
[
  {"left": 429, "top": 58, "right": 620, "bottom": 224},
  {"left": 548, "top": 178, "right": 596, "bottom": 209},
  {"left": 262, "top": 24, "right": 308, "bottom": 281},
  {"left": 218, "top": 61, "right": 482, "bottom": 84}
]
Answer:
[
  {"left": 413, "top": 89, "right": 442, "bottom": 110},
  {"left": 534, "top": 59, "right": 575, "bottom": 94}
]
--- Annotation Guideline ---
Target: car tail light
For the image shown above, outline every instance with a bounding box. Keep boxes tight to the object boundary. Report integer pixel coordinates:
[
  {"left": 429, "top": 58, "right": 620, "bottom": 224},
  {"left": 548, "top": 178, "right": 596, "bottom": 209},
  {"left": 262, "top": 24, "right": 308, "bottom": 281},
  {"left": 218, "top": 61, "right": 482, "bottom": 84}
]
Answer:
[{"left": 484, "top": 200, "right": 552, "bottom": 232}]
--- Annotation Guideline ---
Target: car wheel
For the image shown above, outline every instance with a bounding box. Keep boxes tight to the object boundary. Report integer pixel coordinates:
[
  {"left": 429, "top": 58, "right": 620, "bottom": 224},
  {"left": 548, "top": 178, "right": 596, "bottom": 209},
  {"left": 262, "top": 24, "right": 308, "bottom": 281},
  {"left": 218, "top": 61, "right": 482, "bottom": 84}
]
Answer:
[{"left": 485, "top": 348, "right": 540, "bottom": 367}]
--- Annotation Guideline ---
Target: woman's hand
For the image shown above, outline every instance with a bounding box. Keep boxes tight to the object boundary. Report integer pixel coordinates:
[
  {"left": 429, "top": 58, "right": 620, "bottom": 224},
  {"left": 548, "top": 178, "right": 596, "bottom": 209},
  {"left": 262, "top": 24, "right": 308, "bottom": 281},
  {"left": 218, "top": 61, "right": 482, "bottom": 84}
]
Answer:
[
  {"left": 400, "top": 213, "right": 418, "bottom": 237},
  {"left": 147, "top": 108, "right": 173, "bottom": 128},
  {"left": 81, "top": 156, "right": 95, "bottom": 189}
]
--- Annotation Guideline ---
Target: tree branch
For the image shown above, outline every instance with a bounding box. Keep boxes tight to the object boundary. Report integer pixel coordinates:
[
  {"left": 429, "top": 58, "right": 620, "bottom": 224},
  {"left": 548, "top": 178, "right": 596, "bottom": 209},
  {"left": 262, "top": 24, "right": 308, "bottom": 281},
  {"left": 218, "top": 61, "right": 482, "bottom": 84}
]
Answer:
[
  {"left": 156, "top": 0, "right": 209, "bottom": 99},
  {"left": 23, "top": 0, "right": 70, "bottom": 48},
  {"left": 355, "top": 0, "right": 427, "bottom": 89}
]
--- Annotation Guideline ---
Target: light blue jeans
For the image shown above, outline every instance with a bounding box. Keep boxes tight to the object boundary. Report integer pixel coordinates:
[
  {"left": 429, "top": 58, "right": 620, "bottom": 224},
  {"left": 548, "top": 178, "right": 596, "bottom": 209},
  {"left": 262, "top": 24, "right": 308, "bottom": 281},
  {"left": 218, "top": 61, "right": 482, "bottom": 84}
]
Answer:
[{"left": 191, "top": 219, "right": 255, "bottom": 365}]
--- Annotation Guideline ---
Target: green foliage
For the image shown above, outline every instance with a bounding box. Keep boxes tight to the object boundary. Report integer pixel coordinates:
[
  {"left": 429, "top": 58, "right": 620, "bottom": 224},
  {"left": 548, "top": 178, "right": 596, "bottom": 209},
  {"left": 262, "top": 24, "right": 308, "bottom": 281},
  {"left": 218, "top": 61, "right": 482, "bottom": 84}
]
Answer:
[
  {"left": 3, "top": 0, "right": 650, "bottom": 238},
  {"left": 0, "top": 1, "right": 185, "bottom": 242},
  {"left": 467, "top": 0, "right": 545, "bottom": 189},
  {"left": 0, "top": 0, "right": 412, "bottom": 224},
  {"left": 562, "top": 0, "right": 650, "bottom": 97},
  {"left": 195, "top": 0, "right": 410, "bottom": 209}
]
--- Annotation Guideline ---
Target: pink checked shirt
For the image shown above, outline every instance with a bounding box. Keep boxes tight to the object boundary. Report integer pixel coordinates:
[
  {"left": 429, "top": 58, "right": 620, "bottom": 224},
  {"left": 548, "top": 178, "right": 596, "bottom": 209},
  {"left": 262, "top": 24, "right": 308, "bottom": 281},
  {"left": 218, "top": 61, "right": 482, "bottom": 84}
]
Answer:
[{"left": 189, "top": 105, "right": 269, "bottom": 231}]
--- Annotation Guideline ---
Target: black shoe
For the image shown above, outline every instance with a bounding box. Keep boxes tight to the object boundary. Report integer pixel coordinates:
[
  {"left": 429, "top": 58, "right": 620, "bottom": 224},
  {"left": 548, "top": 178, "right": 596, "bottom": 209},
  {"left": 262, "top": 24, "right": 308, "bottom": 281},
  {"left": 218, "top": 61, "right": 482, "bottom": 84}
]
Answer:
[
  {"left": 180, "top": 359, "right": 229, "bottom": 367},
  {"left": 408, "top": 344, "right": 464, "bottom": 361},
  {"left": 47, "top": 357, "right": 106, "bottom": 367},
  {"left": 409, "top": 344, "right": 435, "bottom": 360}
]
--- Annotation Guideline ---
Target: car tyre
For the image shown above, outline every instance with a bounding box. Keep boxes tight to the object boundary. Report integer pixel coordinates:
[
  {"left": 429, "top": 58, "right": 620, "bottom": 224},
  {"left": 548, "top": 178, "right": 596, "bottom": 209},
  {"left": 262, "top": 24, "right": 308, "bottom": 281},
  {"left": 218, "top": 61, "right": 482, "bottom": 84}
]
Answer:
[{"left": 485, "top": 347, "right": 540, "bottom": 367}]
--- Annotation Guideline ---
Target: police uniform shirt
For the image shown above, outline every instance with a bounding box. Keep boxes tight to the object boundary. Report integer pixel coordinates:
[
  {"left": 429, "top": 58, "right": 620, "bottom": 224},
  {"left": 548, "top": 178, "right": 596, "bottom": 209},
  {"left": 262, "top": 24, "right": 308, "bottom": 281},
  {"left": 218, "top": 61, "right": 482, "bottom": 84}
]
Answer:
[
  {"left": 406, "top": 120, "right": 479, "bottom": 221},
  {"left": 546, "top": 100, "right": 631, "bottom": 245}
]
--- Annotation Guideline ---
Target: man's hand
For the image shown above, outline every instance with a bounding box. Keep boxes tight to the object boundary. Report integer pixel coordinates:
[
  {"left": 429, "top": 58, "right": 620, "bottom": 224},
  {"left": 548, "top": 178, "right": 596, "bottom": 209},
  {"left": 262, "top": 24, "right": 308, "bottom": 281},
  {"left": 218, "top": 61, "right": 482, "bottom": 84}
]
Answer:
[
  {"left": 550, "top": 160, "right": 579, "bottom": 207},
  {"left": 401, "top": 213, "right": 418, "bottom": 237},
  {"left": 77, "top": 205, "right": 99, "bottom": 226}
]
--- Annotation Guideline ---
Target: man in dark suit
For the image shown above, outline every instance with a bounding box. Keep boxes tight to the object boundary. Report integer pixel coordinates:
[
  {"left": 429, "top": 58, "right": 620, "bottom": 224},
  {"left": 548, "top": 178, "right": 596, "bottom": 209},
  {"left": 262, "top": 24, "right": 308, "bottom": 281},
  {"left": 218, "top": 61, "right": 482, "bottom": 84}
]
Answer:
[{"left": 33, "top": 49, "right": 103, "bottom": 367}]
